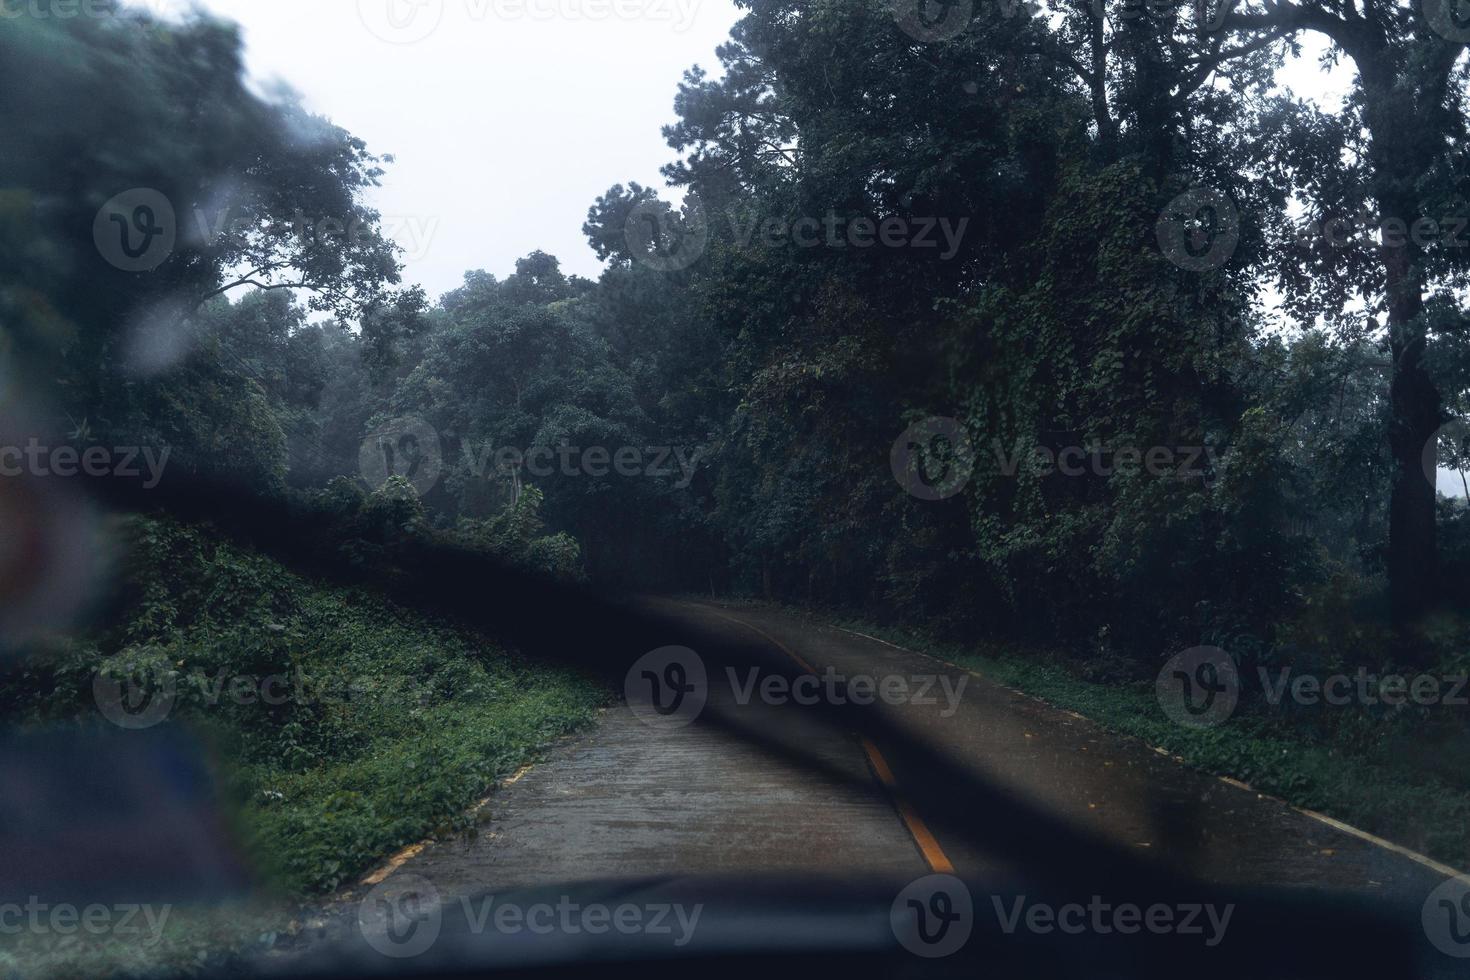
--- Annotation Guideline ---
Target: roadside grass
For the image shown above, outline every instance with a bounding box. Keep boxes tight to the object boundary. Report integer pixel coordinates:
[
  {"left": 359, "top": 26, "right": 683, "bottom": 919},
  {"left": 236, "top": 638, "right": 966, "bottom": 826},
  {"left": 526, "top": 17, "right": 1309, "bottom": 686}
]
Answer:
[
  {"left": 819, "top": 612, "right": 1470, "bottom": 875},
  {"left": 236, "top": 682, "right": 601, "bottom": 895},
  {"left": 0, "top": 513, "right": 608, "bottom": 978}
]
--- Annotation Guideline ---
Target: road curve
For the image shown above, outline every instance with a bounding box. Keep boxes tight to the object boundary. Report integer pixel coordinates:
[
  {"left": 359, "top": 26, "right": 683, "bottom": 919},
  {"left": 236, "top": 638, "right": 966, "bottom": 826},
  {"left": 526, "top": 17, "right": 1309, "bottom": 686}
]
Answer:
[{"left": 338, "top": 598, "right": 1462, "bottom": 973}]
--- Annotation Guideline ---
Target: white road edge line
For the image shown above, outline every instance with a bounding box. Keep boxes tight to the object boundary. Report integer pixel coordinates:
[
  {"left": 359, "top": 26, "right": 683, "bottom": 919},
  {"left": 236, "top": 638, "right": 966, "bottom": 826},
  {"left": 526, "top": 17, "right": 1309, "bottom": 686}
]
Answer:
[{"left": 832, "top": 625, "right": 1469, "bottom": 881}]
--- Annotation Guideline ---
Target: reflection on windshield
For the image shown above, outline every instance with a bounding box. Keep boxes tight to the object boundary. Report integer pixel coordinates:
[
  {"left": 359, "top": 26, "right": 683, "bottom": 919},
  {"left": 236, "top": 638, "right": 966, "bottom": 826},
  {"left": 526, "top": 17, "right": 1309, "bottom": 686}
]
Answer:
[{"left": 2, "top": 2, "right": 1470, "bottom": 978}]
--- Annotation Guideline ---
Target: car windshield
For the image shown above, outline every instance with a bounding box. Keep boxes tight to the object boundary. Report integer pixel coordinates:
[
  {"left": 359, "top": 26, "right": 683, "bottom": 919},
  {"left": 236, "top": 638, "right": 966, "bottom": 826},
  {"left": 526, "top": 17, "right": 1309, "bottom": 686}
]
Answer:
[{"left": 3, "top": 2, "right": 1470, "bottom": 978}]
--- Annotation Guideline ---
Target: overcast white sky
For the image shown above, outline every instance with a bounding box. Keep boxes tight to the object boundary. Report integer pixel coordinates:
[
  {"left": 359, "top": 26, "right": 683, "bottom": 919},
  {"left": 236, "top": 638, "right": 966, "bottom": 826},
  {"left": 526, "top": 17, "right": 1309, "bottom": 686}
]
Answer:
[{"left": 149, "top": 0, "right": 743, "bottom": 296}]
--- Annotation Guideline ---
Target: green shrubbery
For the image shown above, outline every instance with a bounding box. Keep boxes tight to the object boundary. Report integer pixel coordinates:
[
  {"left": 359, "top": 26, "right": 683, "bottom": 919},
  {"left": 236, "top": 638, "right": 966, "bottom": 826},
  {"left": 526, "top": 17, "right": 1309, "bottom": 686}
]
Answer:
[
  {"left": 303, "top": 476, "right": 587, "bottom": 585},
  {"left": 3, "top": 514, "right": 605, "bottom": 896}
]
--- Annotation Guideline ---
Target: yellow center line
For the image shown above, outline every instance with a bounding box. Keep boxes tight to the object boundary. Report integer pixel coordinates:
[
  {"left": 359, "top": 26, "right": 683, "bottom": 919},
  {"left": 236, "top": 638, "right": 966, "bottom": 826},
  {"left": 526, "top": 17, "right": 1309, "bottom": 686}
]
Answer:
[
  {"left": 701, "top": 605, "right": 956, "bottom": 875},
  {"left": 835, "top": 624, "right": 1470, "bottom": 880},
  {"left": 860, "top": 737, "right": 957, "bottom": 874},
  {"left": 860, "top": 735, "right": 898, "bottom": 788}
]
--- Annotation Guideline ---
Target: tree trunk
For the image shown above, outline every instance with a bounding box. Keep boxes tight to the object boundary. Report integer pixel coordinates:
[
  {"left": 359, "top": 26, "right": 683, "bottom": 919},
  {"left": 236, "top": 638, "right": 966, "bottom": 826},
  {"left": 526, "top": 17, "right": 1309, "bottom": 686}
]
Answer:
[
  {"left": 1385, "top": 271, "right": 1440, "bottom": 627},
  {"left": 1360, "top": 68, "right": 1443, "bottom": 631}
]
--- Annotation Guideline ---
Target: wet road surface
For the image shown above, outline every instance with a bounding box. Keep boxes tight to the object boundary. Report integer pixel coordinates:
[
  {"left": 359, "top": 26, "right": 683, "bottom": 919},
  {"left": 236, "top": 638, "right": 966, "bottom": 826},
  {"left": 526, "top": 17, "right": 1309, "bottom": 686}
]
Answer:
[
  {"left": 319, "top": 599, "right": 1466, "bottom": 976},
  {"left": 384, "top": 598, "right": 1457, "bottom": 896}
]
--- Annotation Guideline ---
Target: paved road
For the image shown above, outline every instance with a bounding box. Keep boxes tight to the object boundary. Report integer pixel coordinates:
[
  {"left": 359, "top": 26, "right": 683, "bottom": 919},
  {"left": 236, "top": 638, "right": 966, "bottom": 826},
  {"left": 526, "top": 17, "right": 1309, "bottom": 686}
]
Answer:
[
  {"left": 691, "top": 603, "right": 1450, "bottom": 899},
  {"left": 381, "top": 600, "right": 921, "bottom": 899},
  {"left": 327, "top": 598, "right": 1464, "bottom": 974}
]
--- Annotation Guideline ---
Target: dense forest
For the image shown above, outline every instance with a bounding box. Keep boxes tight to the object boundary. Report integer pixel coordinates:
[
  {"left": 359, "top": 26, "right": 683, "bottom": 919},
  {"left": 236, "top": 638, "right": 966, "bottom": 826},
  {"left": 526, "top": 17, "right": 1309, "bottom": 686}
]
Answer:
[
  {"left": 8, "top": 1, "right": 1468, "bottom": 663},
  {"left": 5, "top": 0, "right": 1470, "bottom": 973}
]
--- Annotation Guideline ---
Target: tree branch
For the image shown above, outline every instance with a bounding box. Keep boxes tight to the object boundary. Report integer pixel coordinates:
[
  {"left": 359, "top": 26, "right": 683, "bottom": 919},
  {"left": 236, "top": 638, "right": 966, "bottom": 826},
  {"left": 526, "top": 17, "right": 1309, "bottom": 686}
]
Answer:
[{"left": 1226, "top": 1, "right": 1375, "bottom": 60}]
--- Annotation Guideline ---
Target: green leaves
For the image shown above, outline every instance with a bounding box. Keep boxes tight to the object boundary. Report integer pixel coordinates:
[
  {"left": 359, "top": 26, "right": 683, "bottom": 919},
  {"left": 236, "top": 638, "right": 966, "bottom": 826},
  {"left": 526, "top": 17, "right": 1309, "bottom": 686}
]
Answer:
[{"left": 0, "top": 513, "right": 605, "bottom": 896}]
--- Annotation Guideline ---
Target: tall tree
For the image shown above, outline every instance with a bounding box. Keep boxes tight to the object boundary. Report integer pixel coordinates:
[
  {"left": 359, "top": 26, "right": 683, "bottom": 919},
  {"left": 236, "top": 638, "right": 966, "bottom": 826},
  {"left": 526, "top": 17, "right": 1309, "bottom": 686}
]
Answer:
[
  {"left": 0, "top": 8, "right": 411, "bottom": 482},
  {"left": 1164, "top": 0, "right": 1469, "bottom": 622}
]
